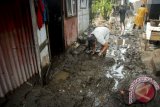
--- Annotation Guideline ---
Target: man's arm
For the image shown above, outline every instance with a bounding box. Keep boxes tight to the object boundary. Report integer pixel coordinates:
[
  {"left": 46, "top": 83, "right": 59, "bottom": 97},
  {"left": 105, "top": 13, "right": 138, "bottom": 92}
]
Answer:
[
  {"left": 127, "top": 12, "right": 129, "bottom": 18},
  {"left": 125, "top": 9, "right": 129, "bottom": 18},
  {"left": 91, "top": 41, "right": 96, "bottom": 55},
  {"left": 119, "top": 9, "right": 121, "bottom": 15},
  {"left": 98, "top": 42, "right": 109, "bottom": 56}
]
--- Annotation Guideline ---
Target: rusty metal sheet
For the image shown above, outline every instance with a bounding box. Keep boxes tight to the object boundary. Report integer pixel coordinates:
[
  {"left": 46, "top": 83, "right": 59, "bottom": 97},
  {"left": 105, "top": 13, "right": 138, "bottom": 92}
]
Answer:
[
  {"left": 64, "top": 17, "right": 78, "bottom": 46},
  {"left": 0, "top": 0, "right": 38, "bottom": 97}
]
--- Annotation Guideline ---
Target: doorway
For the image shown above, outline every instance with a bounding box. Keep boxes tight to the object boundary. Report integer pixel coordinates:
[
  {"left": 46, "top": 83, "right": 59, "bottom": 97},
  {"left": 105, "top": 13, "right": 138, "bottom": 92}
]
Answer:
[{"left": 46, "top": 0, "right": 65, "bottom": 57}]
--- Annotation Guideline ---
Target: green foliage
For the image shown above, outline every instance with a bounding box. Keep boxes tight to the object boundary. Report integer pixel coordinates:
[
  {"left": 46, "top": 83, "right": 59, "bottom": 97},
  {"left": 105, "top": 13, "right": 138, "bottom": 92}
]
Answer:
[{"left": 92, "top": 0, "right": 112, "bottom": 18}]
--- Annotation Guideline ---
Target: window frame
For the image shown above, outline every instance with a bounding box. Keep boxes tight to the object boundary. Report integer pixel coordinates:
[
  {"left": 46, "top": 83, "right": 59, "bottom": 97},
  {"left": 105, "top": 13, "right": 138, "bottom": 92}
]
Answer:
[
  {"left": 65, "top": 0, "right": 77, "bottom": 18},
  {"left": 80, "top": 0, "right": 87, "bottom": 9}
]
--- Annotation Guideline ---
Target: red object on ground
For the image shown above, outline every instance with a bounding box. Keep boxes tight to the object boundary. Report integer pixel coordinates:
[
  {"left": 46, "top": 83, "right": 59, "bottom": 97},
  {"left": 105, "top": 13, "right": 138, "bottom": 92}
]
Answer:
[{"left": 136, "top": 83, "right": 155, "bottom": 103}]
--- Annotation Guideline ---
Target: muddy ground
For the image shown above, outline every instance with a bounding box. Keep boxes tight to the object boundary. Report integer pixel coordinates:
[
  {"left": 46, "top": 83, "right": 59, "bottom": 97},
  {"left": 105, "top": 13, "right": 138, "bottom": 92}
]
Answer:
[
  {"left": 2, "top": 30, "right": 160, "bottom": 107},
  {"left": 1, "top": 16, "right": 160, "bottom": 107}
]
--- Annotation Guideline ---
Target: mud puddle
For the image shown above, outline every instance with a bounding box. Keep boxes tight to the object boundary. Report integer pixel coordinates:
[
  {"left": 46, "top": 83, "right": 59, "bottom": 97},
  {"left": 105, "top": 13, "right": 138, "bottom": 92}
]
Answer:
[
  {"left": 3, "top": 29, "right": 160, "bottom": 107},
  {"left": 54, "top": 71, "right": 69, "bottom": 81}
]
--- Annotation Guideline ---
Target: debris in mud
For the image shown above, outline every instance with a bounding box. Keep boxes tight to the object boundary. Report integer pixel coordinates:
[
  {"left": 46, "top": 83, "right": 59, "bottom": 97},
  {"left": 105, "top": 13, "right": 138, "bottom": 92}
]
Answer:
[
  {"left": 3, "top": 16, "right": 160, "bottom": 107},
  {"left": 103, "top": 57, "right": 115, "bottom": 66},
  {"left": 142, "top": 49, "right": 160, "bottom": 76}
]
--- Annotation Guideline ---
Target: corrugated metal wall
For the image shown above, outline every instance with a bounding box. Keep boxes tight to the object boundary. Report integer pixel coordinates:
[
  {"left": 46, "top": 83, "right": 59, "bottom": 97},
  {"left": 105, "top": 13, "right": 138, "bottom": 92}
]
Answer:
[{"left": 0, "top": 0, "right": 38, "bottom": 97}]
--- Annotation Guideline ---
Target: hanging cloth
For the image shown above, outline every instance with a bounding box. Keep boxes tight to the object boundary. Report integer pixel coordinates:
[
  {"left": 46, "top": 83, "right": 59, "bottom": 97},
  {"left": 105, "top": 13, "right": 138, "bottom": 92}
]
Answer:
[{"left": 35, "top": 0, "right": 44, "bottom": 29}]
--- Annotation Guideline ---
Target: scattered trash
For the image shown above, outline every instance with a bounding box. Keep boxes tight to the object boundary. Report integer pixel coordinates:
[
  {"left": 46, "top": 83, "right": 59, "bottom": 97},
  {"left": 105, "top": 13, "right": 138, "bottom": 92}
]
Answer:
[
  {"left": 26, "top": 82, "right": 33, "bottom": 87},
  {"left": 4, "top": 15, "right": 160, "bottom": 107},
  {"left": 73, "top": 42, "right": 80, "bottom": 49}
]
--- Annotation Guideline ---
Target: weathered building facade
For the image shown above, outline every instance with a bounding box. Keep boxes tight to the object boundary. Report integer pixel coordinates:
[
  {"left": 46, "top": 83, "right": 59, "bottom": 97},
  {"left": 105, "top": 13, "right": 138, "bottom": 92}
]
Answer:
[
  {"left": 78, "top": 0, "right": 89, "bottom": 35},
  {"left": 146, "top": 0, "right": 160, "bottom": 19},
  {"left": 0, "top": 0, "right": 79, "bottom": 97},
  {"left": 0, "top": 0, "right": 39, "bottom": 97}
]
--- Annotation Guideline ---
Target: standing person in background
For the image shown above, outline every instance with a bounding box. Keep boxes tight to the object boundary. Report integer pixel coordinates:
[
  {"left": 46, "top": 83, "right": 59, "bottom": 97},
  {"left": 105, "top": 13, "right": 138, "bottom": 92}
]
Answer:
[
  {"left": 129, "top": 2, "right": 134, "bottom": 15},
  {"left": 133, "top": 4, "right": 148, "bottom": 29},
  {"left": 109, "top": 6, "right": 116, "bottom": 30},
  {"left": 119, "top": 5, "right": 129, "bottom": 35}
]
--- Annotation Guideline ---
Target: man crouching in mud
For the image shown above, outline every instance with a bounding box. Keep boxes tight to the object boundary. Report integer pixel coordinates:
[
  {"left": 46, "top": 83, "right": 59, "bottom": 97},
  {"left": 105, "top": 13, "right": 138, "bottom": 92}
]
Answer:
[{"left": 87, "top": 26, "right": 110, "bottom": 56}]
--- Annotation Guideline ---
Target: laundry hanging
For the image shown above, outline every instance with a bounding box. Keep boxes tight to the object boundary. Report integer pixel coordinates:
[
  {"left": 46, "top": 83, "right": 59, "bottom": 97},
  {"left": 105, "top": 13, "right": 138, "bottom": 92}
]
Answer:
[{"left": 35, "top": 0, "right": 44, "bottom": 29}]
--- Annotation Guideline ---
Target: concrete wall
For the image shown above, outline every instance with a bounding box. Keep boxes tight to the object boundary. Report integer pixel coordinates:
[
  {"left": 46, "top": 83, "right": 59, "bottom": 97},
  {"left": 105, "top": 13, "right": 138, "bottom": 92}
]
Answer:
[
  {"left": 78, "top": 0, "right": 89, "bottom": 35},
  {"left": 147, "top": 0, "right": 160, "bottom": 4}
]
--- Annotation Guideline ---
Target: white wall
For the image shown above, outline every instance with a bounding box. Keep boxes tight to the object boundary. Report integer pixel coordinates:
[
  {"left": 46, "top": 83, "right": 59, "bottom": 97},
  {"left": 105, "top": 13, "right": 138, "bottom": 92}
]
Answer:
[
  {"left": 121, "top": 0, "right": 124, "bottom": 5},
  {"left": 133, "top": 0, "right": 142, "bottom": 13},
  {"left": 37, "top": 24, "right": 47, "bottom": 46},
  {"left": 30, "top": 0, "right": 50, "bottom": 73},
  {"left": 78, "top": 0, "right": 89, "bottom": 35},
  {"left": 37, "top": 24, "right": 50, "bottom": 68},
  {"left": 147, "top": 0, "right": 160, "bottom": 4}
]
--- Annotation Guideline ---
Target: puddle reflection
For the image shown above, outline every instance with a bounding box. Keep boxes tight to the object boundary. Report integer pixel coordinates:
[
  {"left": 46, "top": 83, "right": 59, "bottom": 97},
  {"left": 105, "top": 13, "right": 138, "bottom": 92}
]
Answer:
[{"left": 105, "top": 37, "right": 130, "bottom": 90}]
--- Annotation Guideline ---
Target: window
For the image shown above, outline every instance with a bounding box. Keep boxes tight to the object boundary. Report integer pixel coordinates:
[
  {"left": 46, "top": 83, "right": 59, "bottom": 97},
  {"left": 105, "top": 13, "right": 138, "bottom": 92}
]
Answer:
[
  {"left": 80, "top": 0, "right": 87, "bottom": 9},
  {"left": 66, "top": 0, "right": 77, "bottom": 17}
]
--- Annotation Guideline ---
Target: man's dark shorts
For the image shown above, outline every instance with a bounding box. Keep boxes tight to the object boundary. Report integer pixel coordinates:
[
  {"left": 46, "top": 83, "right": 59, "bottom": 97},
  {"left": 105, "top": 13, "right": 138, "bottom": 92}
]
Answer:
[{"left": 120, "top": 17, "right": 125, "bottom": 23}]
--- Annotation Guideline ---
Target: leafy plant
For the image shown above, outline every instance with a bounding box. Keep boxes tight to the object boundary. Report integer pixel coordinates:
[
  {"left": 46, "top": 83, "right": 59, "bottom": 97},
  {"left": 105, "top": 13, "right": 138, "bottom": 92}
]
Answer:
[{"left": 91, "top": 0, "right": 112, "bottom": 19}]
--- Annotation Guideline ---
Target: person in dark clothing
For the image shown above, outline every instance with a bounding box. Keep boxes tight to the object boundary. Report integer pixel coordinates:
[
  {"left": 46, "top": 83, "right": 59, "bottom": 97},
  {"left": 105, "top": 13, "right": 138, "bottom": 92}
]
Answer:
[{"left": 119, "top": 5, "right": 128, "bottom": 35}]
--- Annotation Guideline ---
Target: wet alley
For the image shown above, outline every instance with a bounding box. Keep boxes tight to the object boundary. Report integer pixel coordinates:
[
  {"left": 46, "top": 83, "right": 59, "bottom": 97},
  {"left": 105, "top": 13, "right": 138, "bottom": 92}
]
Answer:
[
  {"left": 2, "top": 20, "right": 160, "bottom": 107},
  {"left": 1, "top": 0, "right": 160, "bottom": 107}
]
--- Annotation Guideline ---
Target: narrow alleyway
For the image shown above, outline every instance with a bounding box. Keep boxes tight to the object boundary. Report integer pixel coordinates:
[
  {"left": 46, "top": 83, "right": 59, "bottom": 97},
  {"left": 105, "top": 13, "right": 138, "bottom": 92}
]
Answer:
[{"left": 2, "top": 13, "right": 160, "bottom": 107}]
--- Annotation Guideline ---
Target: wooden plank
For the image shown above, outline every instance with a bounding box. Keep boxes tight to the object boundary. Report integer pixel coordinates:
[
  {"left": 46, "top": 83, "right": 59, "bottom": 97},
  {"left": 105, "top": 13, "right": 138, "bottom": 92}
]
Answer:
[{"left": 150, "top": 32, "right": 160, "bottom": 41}]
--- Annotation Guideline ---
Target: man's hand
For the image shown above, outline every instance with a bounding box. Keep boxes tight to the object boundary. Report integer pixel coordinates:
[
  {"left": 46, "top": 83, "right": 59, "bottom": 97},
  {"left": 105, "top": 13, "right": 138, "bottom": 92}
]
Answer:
[
  {"left": 99, "top": 42, "right": 109, "bottom": 56},
  {"left": 98, "top": 52, "right": 102, "bottom": 56},
  {"left": 91, "top": 51, "right": 95, "bottom": 55}
]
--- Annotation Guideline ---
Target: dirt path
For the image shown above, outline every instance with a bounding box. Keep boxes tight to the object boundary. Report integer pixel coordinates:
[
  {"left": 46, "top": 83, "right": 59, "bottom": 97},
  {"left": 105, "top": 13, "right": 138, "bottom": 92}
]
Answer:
[{"left": 2, "top": 17, "right": 160, "bottom": 107}]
